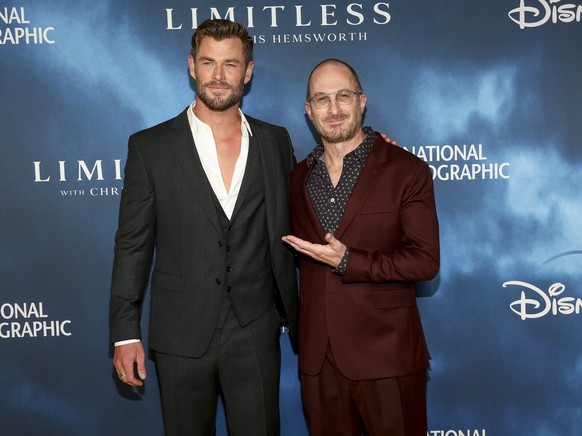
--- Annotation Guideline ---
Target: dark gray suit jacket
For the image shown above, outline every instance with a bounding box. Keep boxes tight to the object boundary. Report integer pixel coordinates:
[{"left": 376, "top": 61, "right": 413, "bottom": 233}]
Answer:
[{"left": 109, "top": 108, "right": 298, "bottom": 357}]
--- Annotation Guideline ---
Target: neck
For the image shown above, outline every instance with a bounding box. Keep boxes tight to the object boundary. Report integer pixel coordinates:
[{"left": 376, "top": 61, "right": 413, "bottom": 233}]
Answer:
[{"left": 193, "top": 99, "right": 242, "bottom": 132}]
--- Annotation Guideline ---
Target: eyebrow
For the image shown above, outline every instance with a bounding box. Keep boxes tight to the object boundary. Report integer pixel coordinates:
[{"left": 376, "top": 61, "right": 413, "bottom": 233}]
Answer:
[
  {"left": 312, "top": 89, "right": 352, "bottom": 96},
  {"left": 199, "top": 56, "right": 242, "bottom": 65}
]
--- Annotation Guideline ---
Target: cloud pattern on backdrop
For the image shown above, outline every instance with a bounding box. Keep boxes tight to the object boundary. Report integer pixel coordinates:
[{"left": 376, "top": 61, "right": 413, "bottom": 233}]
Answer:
[{"left": 1, "top": 0, "right": 581, "bottom": 434}]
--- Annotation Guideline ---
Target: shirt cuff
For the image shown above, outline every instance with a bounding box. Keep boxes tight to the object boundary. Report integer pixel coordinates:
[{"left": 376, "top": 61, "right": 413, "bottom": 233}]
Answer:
[
  {"left": 114, "top": 339, "right": 140, "bottom": 347},
  {"left": 333, "top": 248, "right": 349, "bottom": 276}
]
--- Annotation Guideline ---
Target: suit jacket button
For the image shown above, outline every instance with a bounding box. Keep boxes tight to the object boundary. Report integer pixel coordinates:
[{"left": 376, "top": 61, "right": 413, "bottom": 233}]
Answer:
[
  {"left": 218, "top": 240, "right": 223, "bottom": 247},
  {"left": 215, "top": 278, "right": 221, "bottom": 285},
  {"left": 226, "top": 266, "right": 232, "bottom": 272},
  {"left": 226, "top": 286, "right": 232, "bottom": 292}
]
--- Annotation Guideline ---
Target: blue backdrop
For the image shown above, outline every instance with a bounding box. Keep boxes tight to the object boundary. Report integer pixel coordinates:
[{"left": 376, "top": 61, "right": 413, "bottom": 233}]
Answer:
[{"left": 2, "top": 1, "right": 582, "bottom": 435}]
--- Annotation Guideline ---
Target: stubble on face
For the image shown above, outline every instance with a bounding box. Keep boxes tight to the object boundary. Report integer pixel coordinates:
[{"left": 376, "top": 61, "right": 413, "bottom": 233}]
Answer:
[
  {"left": 195, "top": 78, "right": 244, "bottom": 112},
  {"left": 314, "top": 109, "right": 362, "bottom": 144}
]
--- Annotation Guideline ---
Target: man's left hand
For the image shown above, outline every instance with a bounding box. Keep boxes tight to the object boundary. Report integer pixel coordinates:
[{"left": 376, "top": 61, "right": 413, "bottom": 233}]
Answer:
[{"left": 282, "top": 233, "right": 346, "bottom": 268}]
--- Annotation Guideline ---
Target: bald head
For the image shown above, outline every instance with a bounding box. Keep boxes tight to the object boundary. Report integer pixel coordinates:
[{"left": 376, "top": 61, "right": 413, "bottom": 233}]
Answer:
[{"left": 306, "top": 59, "right": 363, "bottom": 101}]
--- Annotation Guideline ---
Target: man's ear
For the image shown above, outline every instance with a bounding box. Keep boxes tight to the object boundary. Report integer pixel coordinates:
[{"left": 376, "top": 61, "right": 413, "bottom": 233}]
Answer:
[
  {"left": 244, "top": 60, "right": 254, "bottom": 85},
  {"left": 359, "top": 93, "right": 367, "bottom": 112},
  {"left": 188, "top": 54, "right": 196, "bottom": 80},
  {"left": 305, "top": 101, "right": 312, "bottom": 120}
]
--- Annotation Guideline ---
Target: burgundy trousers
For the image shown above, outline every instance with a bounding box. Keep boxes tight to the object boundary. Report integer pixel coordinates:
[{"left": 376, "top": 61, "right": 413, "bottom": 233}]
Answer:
[{"left": 300, "top": 346, "right": 428, "bottom": 436}]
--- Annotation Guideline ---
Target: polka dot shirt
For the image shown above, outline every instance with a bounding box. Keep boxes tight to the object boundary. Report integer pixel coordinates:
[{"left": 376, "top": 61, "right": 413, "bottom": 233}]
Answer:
[{"left": 305, "top": 126, "right": 378, "bottom": 274}]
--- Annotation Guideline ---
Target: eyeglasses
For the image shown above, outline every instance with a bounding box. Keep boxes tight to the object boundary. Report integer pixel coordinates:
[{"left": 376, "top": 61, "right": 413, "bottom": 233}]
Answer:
[{"left": 307, "top": 90, "right": 363, "bottom": 109}]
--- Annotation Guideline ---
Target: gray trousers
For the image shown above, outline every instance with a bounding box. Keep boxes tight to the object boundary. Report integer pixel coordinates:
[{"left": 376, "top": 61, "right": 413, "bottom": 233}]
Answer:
[{"left": 155, "top": 306, "right": 282, "bottom": 436}]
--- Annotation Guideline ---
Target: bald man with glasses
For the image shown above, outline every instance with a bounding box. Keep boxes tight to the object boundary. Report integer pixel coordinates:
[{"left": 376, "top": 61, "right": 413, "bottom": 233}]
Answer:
[{"left": 283, "top": 59, "right": 440, "bottom": 436}]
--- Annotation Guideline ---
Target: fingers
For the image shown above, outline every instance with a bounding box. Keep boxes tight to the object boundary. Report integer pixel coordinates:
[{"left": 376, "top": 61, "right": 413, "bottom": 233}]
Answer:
[
  {"left": 283, "top": 235, "right": 318, "bottom": 258},
  {"left": 379, "top": 133, "right": 397, "bottom": 145},
  {"left": 282, "top": 234, "right": 303, "bottom": 246},
  {"left": 116, "top": 363, "right": 144, "bottom": 387},
  {"left": 324, "top": 233, "right": 340, "bottom": 248},
  {"left": 282, "top": 235, "right": 309, "bottom": 255},
  {"left": 135, "top": 359, "right": 147, "bottom": 381},
  {"left": 114, "top": 342, "right": 146, "bottom": 387},
  {"left": 283, "top": 234, "right": 344, "bottom": 268}
]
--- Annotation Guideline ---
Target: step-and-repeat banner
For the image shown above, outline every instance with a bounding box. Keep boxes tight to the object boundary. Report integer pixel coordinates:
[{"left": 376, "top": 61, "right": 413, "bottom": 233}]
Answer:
[{"left": 2, "top": 1, "right": 581, "bottom": 435}]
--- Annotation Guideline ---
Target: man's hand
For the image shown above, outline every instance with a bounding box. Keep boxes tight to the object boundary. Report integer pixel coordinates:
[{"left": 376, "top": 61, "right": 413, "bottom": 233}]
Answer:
[
  {"left": 380, "top": 133, "right": 397, "bottom": 145},
  {"left": 282, "top": 233, "right": 346, "bottom": 268},
  {"left": 113, "top": 341, "right": 146, "bottom": 387}
]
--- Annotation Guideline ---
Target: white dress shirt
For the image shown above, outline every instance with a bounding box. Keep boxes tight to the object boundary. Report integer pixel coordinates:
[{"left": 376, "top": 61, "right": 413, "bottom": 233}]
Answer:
[{"left": 187, "top": 101, "right": 252, "bottom": 219}]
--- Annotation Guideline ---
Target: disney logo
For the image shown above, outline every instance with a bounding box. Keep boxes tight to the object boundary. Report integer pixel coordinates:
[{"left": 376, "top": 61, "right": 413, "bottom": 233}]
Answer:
[
  {"left": 503, "top": 280, "right": 582, "bottom": 319},
  {"left": 508, "top": 0, "right": 582, "bottom": 29}
]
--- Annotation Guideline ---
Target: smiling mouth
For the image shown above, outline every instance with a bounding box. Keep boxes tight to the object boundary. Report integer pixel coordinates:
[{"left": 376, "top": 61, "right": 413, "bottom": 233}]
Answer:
[
  {"left": 325, "top": 114, "right": 347, "bottom": 121},
  {"left": 206, "top": 82, "right": 230, "bottom": 91},
  {"left": 325, "top": 117, "right": 348, "bottom": 125}
]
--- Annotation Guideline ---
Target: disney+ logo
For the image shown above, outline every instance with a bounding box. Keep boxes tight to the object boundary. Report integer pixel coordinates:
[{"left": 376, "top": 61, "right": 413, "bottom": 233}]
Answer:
[
  {"left": 508, "top": 0, "right": 582, "bottom": 29},
  {"left": 503, "top": 251, "right": 582, "bottom": 320}
]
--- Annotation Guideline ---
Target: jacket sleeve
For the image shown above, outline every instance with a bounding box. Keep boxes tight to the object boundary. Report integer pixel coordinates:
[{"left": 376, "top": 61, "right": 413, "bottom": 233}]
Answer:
[
  {"left": 342, "top": 162, "right": 440, "bottom": 283},
  {"left": 108, "top": 134, "right": 156, "bottom": 343}
]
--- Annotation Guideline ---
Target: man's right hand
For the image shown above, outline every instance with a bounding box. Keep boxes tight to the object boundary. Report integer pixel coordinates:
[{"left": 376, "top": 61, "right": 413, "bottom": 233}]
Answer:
[{"left": 113, "top": 341, "right": 146, "bottom": 387}]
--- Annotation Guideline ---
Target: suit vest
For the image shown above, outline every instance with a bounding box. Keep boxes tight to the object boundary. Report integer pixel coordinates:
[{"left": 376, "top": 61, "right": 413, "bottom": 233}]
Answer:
[{"left": 211, "top": 143, "right": 276, "bottom": 328}]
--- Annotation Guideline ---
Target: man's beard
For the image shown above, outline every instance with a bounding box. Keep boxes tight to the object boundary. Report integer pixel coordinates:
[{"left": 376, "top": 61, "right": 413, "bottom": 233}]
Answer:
[
  {"left": 314, "top": 111, "right": 362, "bottom": 144},
  {"left": 196, "top": 80, "right": 244, "bottom": 111}
]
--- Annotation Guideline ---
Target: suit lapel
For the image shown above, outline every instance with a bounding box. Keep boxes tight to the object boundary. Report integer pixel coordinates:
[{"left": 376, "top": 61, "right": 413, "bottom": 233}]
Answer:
[
  {"left": 169, "top": 109, "right": 223, "bottom": 234},
  {"left": 230, "top": 135, "right": 259, "bottom": 222},
  {"left": 294, "top": 162, "right": 327, "bottom": 244},
  {"left": 252, "top": 122, "right": 279, "bottom": 241},
  {"left": 336, "top": 137, "right": 387, "bottom": 239}
]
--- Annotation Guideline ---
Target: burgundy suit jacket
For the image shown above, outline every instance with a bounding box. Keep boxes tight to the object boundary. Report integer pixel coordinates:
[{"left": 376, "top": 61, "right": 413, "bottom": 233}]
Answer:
[{"left": 290, "top": 134, "right": 440, "bottom": 380}]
